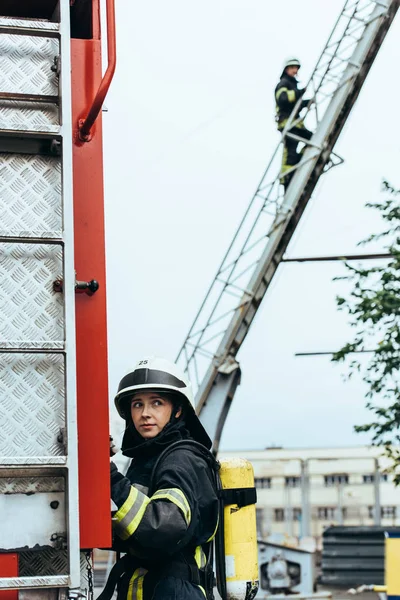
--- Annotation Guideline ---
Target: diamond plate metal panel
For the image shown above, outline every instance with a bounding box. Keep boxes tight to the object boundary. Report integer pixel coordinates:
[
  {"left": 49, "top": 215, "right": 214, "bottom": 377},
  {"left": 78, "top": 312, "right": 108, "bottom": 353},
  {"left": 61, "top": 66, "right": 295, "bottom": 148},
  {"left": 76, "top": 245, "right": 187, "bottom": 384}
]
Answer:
[
  {"left": 0, "top": 154, "right": 62, "bottom": 238},
  {"left": 0, "top": 101, "right": 59, "bottom": 132},
  {"left": 0, "top": 476, "right": 64, "bottom": 494},
  {"left": 0, "top": 353, "right": 65, "bottom": 457},
  {"left": 0, "top": 35, "right": 58, "bottom": 96},
  {"left": 17, "top": 551, "right": 88, "bottom": 586},
  {"left": 80, "top": 552, "right": 91, "bottom": 596},
  {"left": 0, "top": 18, "right": 59, "bottom": 32},
  {"left": 19, "top": 549, "right": 68, "bottom": 577},
  {"left": 0, "top": 243, "right": 64, "bottom": 345}
]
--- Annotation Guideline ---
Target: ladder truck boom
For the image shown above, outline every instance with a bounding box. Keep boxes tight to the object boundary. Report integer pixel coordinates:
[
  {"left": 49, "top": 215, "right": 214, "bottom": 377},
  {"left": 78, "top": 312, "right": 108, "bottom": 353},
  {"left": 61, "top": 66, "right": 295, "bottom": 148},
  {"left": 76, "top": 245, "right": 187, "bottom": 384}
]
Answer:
[{"left": 177, "top": 0, "right": 399, "bottom": 453}]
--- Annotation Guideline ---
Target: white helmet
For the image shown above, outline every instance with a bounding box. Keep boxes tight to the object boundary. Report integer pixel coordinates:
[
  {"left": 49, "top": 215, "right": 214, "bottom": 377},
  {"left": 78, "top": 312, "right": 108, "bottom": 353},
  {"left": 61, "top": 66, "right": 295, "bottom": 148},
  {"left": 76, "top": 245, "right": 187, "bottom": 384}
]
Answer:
[
  {"left": 282, "top": 57, "right": 301, "bottom": 70},
  {"left": 115, "top": 356, "right": 212, "bottom": 449}
]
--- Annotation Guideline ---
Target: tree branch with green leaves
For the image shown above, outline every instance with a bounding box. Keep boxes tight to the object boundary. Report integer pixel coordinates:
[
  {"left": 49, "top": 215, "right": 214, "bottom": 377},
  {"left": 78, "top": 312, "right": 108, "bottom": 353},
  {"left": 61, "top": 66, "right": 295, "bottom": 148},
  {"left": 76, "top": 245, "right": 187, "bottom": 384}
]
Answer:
[{"left": 332, "top": 181, "right": 400, "bottom": 482}]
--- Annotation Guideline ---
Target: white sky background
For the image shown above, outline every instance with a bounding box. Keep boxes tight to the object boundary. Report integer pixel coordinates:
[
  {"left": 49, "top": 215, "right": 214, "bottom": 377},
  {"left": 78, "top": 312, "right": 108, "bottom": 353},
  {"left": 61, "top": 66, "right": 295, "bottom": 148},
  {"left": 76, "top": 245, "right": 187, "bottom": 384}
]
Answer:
[{"left": 103, "top": 1, "right": 400, "bottom": 451}]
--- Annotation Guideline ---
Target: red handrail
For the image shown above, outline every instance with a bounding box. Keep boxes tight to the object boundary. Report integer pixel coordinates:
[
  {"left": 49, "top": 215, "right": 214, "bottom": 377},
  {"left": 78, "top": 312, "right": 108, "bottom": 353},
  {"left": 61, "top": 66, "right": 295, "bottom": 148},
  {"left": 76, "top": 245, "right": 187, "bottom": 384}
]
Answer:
[{"left": 78, "top": 0, "right": 116, "bottom": 141}]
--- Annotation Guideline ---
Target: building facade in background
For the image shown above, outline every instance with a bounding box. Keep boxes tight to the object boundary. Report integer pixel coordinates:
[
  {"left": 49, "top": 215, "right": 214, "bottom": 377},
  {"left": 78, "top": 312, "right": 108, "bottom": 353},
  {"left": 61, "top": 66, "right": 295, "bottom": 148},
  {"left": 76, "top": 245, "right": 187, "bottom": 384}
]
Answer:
[{"left": 219, "top": 446, "right": 399, "bottom": 548}]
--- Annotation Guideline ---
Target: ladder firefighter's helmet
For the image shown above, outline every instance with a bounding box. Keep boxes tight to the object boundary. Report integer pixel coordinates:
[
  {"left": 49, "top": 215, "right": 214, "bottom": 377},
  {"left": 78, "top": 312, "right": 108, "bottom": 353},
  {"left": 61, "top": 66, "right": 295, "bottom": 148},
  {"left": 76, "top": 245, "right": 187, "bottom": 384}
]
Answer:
[
  {"left": 115, "top": 356, "right": 212, "bottom": 449},
  {"left": 282, "top": 57, "right": 301, "bottom": 70}
]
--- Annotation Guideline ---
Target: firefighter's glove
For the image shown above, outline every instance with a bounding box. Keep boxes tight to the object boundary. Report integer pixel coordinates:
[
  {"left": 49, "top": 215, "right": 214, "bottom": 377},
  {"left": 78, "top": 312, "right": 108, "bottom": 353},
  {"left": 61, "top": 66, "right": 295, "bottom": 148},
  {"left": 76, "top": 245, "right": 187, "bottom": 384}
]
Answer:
[
  {"left": 109, "top": 435, "right": 119, "bottom": 457},
  {"left": 110, "top": 461, "right": 124, "bottom": 486},
  {"left": 298, "top": 87, "right": 306, "bottom": 96}
]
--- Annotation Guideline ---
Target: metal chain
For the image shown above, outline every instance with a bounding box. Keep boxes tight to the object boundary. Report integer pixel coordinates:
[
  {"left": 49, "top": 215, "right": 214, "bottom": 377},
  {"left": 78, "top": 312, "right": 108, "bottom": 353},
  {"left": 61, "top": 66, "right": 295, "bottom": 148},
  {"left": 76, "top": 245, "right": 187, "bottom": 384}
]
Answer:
[{"left": 85, "top": 551, "right": 94, "bottom": 600}]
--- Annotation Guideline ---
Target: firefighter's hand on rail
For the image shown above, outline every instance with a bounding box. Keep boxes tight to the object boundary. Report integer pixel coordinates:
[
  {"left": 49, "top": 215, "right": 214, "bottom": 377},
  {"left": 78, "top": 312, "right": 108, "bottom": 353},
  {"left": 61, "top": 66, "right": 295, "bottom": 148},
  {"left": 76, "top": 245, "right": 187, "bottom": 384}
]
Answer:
[
  {"left": 109, "top": 435, "right": 119, "bottom": 457},
  {"left": 110, "top": 461, "right": 124, "bottom": 487}
]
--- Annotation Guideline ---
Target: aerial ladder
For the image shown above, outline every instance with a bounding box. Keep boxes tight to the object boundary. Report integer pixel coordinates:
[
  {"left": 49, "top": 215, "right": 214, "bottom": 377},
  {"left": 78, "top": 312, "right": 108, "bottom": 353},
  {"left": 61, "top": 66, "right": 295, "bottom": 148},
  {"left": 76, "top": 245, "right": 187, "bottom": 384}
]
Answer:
[
  {"left": 177, "top": 0, "right": 399, "bottom": 454},
  {"left": 0, "top": 0, "right": 114, "bottom": 598}
]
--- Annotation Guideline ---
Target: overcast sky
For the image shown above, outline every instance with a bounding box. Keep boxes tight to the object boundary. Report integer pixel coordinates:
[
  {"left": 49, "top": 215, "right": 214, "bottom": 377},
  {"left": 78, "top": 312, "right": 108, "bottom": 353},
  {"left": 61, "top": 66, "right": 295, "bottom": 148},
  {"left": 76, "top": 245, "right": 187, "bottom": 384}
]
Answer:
[{"left": 103, "top": 1, "right": 400, "bottom": 451}]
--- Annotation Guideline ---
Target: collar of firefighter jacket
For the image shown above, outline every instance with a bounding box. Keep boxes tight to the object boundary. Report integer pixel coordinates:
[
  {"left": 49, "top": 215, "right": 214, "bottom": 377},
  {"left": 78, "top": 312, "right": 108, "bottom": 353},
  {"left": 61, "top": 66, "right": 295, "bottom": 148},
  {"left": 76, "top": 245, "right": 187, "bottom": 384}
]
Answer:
[
  {"left": 121, "top": 418, "right": 191, "bottom": 459},
  {"left": 280, "top": 72, "right": 298, "bottom": 84}
]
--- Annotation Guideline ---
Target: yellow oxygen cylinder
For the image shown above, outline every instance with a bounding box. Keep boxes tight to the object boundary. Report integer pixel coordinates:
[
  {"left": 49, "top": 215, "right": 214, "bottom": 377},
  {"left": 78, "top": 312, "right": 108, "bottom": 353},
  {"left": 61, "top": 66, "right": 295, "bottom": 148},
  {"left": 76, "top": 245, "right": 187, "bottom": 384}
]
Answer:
[
  {"left": 385, "top": 531, "right": 400, "bottom": 600},
  {"left": 219, "top": 458, "right": 259, "bottom": 600}
]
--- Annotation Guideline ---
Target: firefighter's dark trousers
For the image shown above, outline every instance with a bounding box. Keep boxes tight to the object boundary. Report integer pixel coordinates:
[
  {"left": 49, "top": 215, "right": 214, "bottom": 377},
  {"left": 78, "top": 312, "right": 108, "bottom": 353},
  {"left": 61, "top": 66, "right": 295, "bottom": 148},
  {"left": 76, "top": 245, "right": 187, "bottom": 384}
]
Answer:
[
  {"left": 280, "top": 125, "right": 313, "bottom": 189},
  {"left": 152, "top": 576, "right": 206, "bottom": 599}
]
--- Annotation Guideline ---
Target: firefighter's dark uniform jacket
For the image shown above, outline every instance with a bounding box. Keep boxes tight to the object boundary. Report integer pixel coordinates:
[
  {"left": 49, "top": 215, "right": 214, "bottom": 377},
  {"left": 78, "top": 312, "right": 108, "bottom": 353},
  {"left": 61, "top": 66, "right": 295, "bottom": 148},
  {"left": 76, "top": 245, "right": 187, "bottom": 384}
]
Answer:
[
  {"left": 275, "top": 72, "right": 308, "bottom": 130},
  {"left": 110, "top": 419, "right": 218, "bottom": 600}
]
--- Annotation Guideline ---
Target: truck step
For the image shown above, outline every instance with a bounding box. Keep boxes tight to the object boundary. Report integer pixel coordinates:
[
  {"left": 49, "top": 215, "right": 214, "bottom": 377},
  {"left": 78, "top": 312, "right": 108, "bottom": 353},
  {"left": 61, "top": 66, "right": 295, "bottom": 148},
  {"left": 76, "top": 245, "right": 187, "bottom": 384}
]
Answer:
[
  {"left": 0, "top": 24, "right": 60, "bottom": 39},
  {"left": 0, "top": 457, "right": 67, "bottom": 466},
  {"left": 0, "top": 576, "right": 69, "bottom": 590}
]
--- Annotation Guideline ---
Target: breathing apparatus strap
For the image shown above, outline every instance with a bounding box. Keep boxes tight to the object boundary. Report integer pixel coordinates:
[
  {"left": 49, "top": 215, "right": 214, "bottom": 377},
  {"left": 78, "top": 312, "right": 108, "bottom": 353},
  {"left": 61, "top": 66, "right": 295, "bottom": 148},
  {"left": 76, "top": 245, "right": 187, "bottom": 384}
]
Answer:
[
  {"left": 219, "top": 487, "right": 257, "bottom": 508},
  {"left": 97, "top": 554, "right": 131, "bottom": 600}
]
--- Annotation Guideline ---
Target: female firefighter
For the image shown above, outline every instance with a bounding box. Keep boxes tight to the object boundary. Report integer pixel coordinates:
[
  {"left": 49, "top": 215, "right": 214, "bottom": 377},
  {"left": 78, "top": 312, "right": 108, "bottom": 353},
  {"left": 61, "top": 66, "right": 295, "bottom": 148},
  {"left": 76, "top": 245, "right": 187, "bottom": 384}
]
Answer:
[{"left": 108, "top": 357, "right": 219, "bottom": 600}]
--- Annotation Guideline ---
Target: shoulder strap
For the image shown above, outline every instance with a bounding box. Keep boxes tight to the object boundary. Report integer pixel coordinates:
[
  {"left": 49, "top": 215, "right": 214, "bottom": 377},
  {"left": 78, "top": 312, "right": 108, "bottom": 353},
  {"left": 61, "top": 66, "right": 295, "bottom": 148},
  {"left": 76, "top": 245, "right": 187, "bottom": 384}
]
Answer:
[{"left": 149, "top": 439, "right": 220, "bottom": 496}]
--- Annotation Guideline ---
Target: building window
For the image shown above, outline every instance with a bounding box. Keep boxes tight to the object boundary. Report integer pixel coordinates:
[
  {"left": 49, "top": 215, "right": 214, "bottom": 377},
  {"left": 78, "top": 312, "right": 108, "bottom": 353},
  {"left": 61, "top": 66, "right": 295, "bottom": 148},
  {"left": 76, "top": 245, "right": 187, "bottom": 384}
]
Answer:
[
  {"left": 363, "top": 473, "right": 388, "bottom": 484},
  {"left": 324, "top": 474, "right": 349, "bottom": 487},
  {"left": 285, "top": 476, "right": 301, "bottom": 488},
  {"left": 274, "top": 508, "right": 284, "bottom": 522},
  {"left": 382, "top": 506, "right": 396, "bottom": 518},
  {"left": 293, "top": 508, "right": 302, "bottom": 521},
  {"left": 255, "top": 477, "right": 272, "bottom": 489},
  {"left": 368, "top": 506, "right": 396, "bottom": 519},
  {"left": 317, "top": 507, "right": 347, "bottom": 520},
  {"left": 318, "top": 507, "right": 335, "bottom": 520}
]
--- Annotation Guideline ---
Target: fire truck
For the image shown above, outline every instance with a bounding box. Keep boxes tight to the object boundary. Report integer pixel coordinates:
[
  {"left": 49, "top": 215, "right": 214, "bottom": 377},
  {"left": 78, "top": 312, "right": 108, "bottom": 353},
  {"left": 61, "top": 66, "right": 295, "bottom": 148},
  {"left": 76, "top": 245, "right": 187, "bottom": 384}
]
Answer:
[
  {"left": 0, "top": 0, "right": 398, "bottom": 599},
  {"left": 0, "top": 0, "right": 113, "bottom": 597}
]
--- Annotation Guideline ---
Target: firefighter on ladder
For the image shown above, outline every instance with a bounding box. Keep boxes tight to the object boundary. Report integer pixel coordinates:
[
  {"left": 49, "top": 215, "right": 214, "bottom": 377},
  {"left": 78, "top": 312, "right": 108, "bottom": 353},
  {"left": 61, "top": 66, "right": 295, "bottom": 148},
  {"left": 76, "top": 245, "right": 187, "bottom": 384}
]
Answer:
[
  {"left": 104, "top": 357, "right": 219, "bottom": 600},
  {"left": 275, "top": 58, "right": 313, "bottom": 189}
]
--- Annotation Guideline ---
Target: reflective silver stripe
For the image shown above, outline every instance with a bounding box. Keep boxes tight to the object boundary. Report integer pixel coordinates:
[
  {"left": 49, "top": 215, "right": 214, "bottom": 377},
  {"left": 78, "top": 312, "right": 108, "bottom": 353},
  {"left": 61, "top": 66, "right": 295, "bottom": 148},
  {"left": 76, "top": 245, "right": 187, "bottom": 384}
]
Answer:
[
  {"left": 194, "top": 546, "right": 207, "bottom": 569},
  {"left": 114, "top": 487, "right": 137, "bottom": 522},
  {"left": 150, "top": 488, "right": 191, "bottom": 525},
  {"left": 127, "top": 568, "right": 147, "bottom": 600},
  {"left": 114, "top": 487, "right": 150, "bottom": 541}
]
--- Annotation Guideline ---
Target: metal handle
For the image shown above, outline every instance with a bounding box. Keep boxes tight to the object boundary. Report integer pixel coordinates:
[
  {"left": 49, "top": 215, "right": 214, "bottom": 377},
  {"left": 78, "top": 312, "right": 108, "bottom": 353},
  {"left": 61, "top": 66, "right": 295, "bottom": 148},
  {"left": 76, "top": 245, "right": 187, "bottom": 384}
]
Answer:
[
  {"left": 78, "top": 0, "right": 116, "bottom": 141},
  {"left": 53, "top": 279, "right": 100, "bottom": 296}
]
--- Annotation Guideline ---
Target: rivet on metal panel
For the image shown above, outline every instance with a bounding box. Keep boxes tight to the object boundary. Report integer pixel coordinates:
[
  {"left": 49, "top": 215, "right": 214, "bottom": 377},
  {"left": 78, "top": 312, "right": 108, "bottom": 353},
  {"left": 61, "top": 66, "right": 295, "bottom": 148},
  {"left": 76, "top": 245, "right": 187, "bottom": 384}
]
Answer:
[{"left": 51, "top": 56, "right": 61, "bottom": 76}]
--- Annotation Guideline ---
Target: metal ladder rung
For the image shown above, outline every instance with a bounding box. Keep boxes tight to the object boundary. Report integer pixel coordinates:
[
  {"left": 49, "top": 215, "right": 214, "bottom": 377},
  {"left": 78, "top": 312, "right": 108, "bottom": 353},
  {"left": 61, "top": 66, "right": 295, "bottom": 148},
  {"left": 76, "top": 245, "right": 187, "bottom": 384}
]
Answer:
[
  {"left": 0, "top": 235, "right": 63, "bottom": 244},
  {"left": 0, "top": 576, "right": 69, "bottom": 590},
  {"left": 0, "top": 457, "right": 67, "bottom": 466},
  {"left": 0, "top": 92, "right": 59, "bottom": 105},
  {"left": 0, "top": 25, "right": 60, "bottom": 39}
]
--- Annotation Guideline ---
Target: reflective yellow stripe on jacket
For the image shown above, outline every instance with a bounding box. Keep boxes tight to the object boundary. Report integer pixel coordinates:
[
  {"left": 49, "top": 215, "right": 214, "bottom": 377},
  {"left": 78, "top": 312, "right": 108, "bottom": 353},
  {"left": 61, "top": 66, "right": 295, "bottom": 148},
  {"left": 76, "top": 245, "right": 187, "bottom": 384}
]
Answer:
[
  {"left": 114, "top": 486, "right": 150, "bottom": 541},
  {"left": 275, "top": 87, "right": 296, "bottom": 103},
  {"left": 114, "top": 486, "right": 191, "bottom": 541},
  {"left": 194, "top": 546, "right": 207, "bottom": 569},
  {"left": 127, "top": 567, "right": 147, "bottom": 600},
  {"left": 207, "top": 514, "right": 219, "bottom": 542},
  {"left": 150, "top": 488, "right": 191, "bottom": 525}
]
